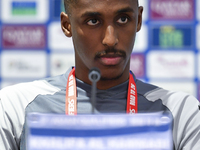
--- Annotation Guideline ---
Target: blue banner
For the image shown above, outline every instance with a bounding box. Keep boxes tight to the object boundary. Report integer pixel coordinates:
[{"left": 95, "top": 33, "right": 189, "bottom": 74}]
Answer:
[{"left": 27, "top": 113, "right": 173, "bottom": 150}]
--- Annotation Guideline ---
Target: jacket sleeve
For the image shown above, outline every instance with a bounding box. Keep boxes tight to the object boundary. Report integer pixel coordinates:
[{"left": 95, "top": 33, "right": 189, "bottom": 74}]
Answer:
[
  {"left": 0, "top": 80, "right": 61, "bottom": 150},
  {"left": 145, "top": 88, "right": 200, "bottom": 150},
  {"left": 172, "top": 93, "right": 200, "bottom": 150},
  {"left": 0, "top": 86, "right": 22, "bottom": 150}
]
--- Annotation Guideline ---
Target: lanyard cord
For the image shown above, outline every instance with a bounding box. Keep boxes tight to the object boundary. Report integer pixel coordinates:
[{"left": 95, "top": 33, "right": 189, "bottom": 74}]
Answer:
[{"left": 65, "top": 68, "right": 138, "bottom": 115}]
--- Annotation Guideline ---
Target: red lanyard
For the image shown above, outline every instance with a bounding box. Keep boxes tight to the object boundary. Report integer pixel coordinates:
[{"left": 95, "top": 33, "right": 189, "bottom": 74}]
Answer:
[
  {"left": 65, "top": 68, "right": 138, "bottom": 115},
  {"left": 65, "top": 68, "right": 77, "bottom": 115}
]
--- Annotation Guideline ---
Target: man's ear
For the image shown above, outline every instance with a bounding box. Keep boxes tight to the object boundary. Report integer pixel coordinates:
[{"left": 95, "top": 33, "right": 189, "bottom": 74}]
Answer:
[
  {"left": 136, "top": 6, "right": 143, "bottom": 32},
  {"left": 60, "top": 12, "right": 72, "bottom": 37}
]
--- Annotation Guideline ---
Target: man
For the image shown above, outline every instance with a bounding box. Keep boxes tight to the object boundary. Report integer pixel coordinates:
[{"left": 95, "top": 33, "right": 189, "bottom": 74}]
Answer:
[{"left": 0, "top": 0, "right": 200, "bottom": 149}]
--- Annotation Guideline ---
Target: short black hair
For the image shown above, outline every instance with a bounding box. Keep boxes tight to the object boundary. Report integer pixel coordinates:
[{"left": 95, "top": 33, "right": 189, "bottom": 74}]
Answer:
[
  {"left": 63, "top": 0, "right": 138, "bottom": 14},
  {"left": 64, "top": 0, "right": 78, "bottom": 14}
]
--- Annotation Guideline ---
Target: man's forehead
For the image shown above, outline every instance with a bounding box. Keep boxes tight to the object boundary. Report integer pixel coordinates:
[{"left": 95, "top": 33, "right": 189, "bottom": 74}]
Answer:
[
  {"left": 73, "top": 0, "right": 138, "bottom": 6},
  {"left": 66, "top": 0, "right": 138, "bottom": 16},
  {"left": 71, "top": 0, "right": 138, "bottom": 10}
]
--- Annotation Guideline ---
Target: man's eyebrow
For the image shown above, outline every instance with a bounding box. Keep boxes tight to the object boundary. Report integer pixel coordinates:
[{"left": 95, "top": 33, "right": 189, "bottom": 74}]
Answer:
[
  {"left": 117, "top": 7, "right": 134, "bottom": 14},
  {"left": 81, "top": 11, "right": 101, "bottom": 18},
  {"left": 81, "top": 7, "right": 135, "bottom": 18}
]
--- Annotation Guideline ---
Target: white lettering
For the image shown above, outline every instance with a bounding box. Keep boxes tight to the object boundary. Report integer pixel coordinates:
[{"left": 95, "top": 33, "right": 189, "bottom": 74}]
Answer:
[
  {"left": 129, "top": 109, "right": 135, "bottom": 114},
  {"left": 131, "top": 83, "right": 135, "bottom": 90},
  {"left": 68, "top": 86, "right": 74, "bottom": 96},
  {"left": 130, "top": 95, "right": 135, "bottom": 106},
  {"left": 69, "top": 75, "right": 73, "bottom": 81},
  {"left": 68, "top": 80, "right": 73, "bottom": 87},
  {"left": 130, "top": 89, "right": 135, "bottom": 95},
  {"left": 3, "top": 28, "right": 44, "bottom": 45},
  {"left": 151, "top": 1, "right": 192, "bottom": 18},
  {"left": 69, "top": 99, "right": 74, "bottom": 111}
]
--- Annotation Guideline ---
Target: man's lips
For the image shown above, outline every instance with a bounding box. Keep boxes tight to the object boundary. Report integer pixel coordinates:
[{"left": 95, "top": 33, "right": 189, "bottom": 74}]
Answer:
[{"left": 99, "top": 56, "right": 123, "bottom": 65}]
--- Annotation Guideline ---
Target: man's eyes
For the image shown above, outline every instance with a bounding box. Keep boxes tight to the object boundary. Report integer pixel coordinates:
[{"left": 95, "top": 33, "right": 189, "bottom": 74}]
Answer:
[
  {"left": 117, "top": 16, "right": 129, "bottom": 24},
  {"left": 86, "top": 16, "right": 129, "bottom": 26},
  {"left": 87, "top": 19, "right": 100, "bottom": 26}
]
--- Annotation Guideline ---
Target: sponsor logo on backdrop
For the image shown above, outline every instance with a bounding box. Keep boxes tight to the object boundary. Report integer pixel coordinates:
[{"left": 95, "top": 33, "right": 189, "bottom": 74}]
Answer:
[
  {"left": 12, "top": 1, "right": 37, "bottom": 16},
  {"left": 1, "top": 51, "right": 47, "bottom": 78},
  {"left": 150, "top": 0, "right": 194, "bottom": 20},
  {"left": 134, "top": 25, "right": 148, "bottom": 52},
  {"left": 1, "top": 0, "right": 49, "bottom": 23},
  {"left": 50, "top": 53, "right": 75, "bottom": 76},
  {"left": 130, "top": 54, "right": 145, "bottom": 78},
  {"left": 149, "top": 81, "right": 196, "bottom": 98},
  {"left": 147, "top": 51, "right": 195, "bottom": 78},
  {"left": 2, "top": 25, "right": 46, "bottom": 49},
  {"left": 151, "top": 25, "right": 193, "bottom": 49},
  {"left": 48, "top": 22, "right": 74, "bottom": 50}
]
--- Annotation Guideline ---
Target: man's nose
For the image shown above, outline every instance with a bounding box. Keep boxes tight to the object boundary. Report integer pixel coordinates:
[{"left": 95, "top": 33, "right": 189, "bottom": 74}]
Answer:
[{"left": 102, "top": 25, "right": 118, "bottom": 47}]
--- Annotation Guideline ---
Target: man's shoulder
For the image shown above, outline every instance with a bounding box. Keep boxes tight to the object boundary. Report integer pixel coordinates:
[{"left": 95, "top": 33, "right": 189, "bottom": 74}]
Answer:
[
  {"left": 144, "top": 84, "right": 199, "bottom": 113},
  {"left": 136, "top": 79, "right": 197, "bottom": 101},
  {"left": 136, "top": 79, "right": 159, "bottom": 96},
  {"left": 0, "top": 79, "right": 61, "bottom": 103},
  {"left": 136, "top": 79, "right": 199, "bottom": 110}
]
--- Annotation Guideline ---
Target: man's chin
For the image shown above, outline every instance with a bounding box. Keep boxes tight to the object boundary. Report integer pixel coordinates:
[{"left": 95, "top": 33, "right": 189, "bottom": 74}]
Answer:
[{"left": 100, "top": 73, "right": 123, "bottom": 81}]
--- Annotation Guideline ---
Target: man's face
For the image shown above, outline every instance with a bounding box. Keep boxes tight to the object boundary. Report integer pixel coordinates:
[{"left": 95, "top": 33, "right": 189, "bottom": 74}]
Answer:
[{"left": 62, "top": 0, "right": 143, "bottom": 81}]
